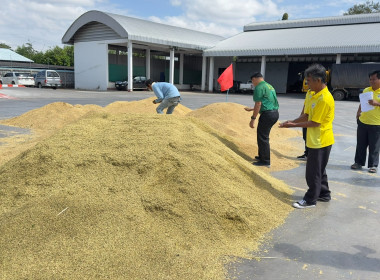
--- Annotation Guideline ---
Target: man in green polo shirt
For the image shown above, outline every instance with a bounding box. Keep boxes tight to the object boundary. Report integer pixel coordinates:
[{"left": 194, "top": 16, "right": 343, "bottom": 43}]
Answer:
[
  {"left": 279, "top": 64, "right": 335, "bottom": 209},
  {"left": 244, "top": 72, "right": 279, "bottom": 167}
]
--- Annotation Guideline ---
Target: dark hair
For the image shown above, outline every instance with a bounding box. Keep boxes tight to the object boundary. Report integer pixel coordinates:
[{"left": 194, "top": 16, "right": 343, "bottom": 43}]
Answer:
[
  {"left": 369, "top": 70, "right": 380, "bottom": 79},
  {"left": 250, "top": 72, "right": 263, "bottom": 79},
  {"left": 145, "top": 79, "right": 153, "bottom": 87},
  {"left": 304, "top": 64, "right": 327, "bottom": 83}
]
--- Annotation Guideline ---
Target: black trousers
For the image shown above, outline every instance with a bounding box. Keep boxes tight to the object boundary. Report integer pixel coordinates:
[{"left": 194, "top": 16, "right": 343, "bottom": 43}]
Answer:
[
  {"left": 304, "top": 145, "right": 332, "bottom": 204},
  {"left": 302, "top": 127, "right": 308, "bottom": 156},
  {"left": 257, "top": 110, "right": 279, "bottom": 164},
  {"left": 354, "top": 119, "right": 380, "bottom": 168}
]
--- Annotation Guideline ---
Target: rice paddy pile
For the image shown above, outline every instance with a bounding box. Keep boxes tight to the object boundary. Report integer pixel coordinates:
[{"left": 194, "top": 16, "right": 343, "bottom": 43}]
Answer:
[
  {"left": 0, "top": 98, "right": 300, "bottom": 279},
  {"left": 187, "top": 102, "right": 301, "bottom": 171}
]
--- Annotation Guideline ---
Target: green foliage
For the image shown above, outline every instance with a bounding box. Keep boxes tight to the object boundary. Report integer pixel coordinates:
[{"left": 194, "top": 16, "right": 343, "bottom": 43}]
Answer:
[
  {"left": 14, "top": 43, "right": 74, "bottom": 66},
  {"left": 344, "top": 0, "right": 380, "bottom": 15},
  {"left": 0, "top": 43, "right": 12, "bottom": 49},
  {"left": 282, "top": 13, "right": 289, "bottom": 20}
]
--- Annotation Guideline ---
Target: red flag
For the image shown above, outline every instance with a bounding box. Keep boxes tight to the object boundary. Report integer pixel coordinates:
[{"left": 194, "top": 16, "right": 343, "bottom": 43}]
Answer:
[{"left": 217, "top": 64, "right": 233, "bottom": 91}]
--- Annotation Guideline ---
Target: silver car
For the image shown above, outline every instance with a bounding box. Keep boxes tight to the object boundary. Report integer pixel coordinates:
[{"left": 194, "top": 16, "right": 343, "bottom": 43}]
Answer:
[
  {"left": 0, "top": 72, "right": 35, "bottom": 86},
  {"left": 35, "top": 70, "right": 62, "bottom": 89}
]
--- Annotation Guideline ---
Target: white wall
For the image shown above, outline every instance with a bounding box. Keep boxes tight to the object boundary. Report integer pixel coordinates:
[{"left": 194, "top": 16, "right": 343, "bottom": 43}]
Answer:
[{"left": 74, "top": 41, "right": 108, "bottom": 90}]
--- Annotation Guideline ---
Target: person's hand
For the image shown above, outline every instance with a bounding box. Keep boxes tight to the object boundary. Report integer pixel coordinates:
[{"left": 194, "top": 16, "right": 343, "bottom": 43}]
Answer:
[
  {"left": 368, "top": 99, "right": 380, "bottom": 106},
  {"left": 279, "top": 120, "right": 290, "bottom": 128},
  {"left": 279, "top": 121, "right": 294, "bottom": 128},
  {"left": 249, "top": 119, "right": 255, "bottom": 128},
  {"left": 244, "top": 107, "right": 253, "bottom": 111}
]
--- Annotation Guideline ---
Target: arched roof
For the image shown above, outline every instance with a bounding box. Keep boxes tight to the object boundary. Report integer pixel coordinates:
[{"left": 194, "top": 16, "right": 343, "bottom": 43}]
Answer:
[{"left": 62, "top": 10, "right": 224, "bottom": 51}]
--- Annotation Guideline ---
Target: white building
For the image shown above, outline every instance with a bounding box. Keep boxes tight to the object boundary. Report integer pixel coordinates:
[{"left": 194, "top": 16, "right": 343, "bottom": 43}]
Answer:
[{"left": 63, "top": 11, "right": 380, "bottom": 93}]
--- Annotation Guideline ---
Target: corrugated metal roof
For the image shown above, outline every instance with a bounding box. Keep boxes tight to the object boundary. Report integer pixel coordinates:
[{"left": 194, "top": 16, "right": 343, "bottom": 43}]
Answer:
[
  {"left": 204, "top": 20, "right": 380, "bottom": 57},
  {"left": 0, "top": 48, "right": 33, "bottom": 62},
  {"left": 62, "top": 10, "right": 224, "bottom": 50},
  {"left": 244, "top": 13, "right": 380, "bottom": 31}
]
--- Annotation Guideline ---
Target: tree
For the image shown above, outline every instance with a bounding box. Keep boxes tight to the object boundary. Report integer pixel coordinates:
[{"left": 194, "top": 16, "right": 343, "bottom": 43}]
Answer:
[
  {"left": 14, "top": 42, "right": 74, "bottom": 66},
  {"left": 282, "top": 13, "right": 289, "bottom": 20},
  {"left": 15, "top": 43, "right": 37, "bottom": 59},
  {"left": 344, "top": 0, "right": 380, "bottom": 15},
  {"left": 0, "top": 43, "right": 12, "bottom": 49}
]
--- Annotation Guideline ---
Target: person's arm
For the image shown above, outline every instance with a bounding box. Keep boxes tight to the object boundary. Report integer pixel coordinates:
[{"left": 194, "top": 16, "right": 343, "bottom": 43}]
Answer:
[
  {"left": 356, "top": 104, "right": 362, "bottom": 119},
  {"left": 368, "top": 99, "right": 380, "bottom": 107},
  {"left": 279, "top": 106, "right": 308, "bottom": 127},
  {"left": 280, "top": 119, "right": 320, "bottom": 128},
  {"left": 249, "top": 101, "right": 262, "bottom": 128},
  {"left": 152, "top": 84, "right": 164, "bottom": 103}
]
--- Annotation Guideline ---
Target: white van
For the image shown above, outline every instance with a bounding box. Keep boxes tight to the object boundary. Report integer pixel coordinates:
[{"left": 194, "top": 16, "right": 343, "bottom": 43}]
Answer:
[
  {"left": 35, "top": 70, "right": 62, "bottom": 89},
  {"left": 0, "top": 72, "right": 35, "bottom": 86}
]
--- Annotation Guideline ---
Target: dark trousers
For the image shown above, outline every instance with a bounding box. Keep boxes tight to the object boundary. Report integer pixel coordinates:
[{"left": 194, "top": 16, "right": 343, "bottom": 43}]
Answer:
[
  {"left": 302, "top": 127, "right": 308, "bottom": 156},
  {"left": 354, "top": 119, "right": 380, "bottom": 168},
  {"left": 304, "top": 145, "right": 332, "bottom": 204},
  {"left": 257, "top": 110, "right": 279, "bottom": 164}
]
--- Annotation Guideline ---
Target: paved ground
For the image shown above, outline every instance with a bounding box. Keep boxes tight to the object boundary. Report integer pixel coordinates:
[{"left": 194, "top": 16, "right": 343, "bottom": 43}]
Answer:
[{"left": 1, "top": 87, "right": 379, "bottom": 279}]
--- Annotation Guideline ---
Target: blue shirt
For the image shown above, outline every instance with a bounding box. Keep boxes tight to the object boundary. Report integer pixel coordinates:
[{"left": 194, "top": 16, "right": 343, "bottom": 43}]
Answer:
[{"left": 152, "top": 82, "right": 180, "bottom": 103}]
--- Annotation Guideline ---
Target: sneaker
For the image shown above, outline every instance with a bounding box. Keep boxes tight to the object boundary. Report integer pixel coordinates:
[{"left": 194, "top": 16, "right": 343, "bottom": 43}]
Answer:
[
  {"left": 297, "top": 154, "right": 307, "bottom": 160},
  {"left": 252, "top": 161, "right": 270, "bottom": 167},
  {"left": 317, "top": 196, "right": 331, "bottom": 202},
  {"left": 292, "top": 200, "right": 316, "bottom": 209},
  {"left": 368, "top": 167, "right": 378, "bottom": 173},
  {"left": 254, "top": 156, "right": 261, "bottom": 160},
  {"left": 351, "top": 163, "right": 362, "bottom": 170}
]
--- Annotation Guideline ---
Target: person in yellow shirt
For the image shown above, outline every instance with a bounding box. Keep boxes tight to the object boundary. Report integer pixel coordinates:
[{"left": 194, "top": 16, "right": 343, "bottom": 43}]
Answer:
[
  {"left": 350, "top": 70, "right": 380, "bottom": 173},
  {"left": 279, "top": 64, "right": 335, "bottom": 209}
]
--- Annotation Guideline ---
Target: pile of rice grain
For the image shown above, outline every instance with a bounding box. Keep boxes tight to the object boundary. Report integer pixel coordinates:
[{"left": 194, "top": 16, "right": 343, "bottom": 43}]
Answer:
[
  {"left": 0, "top": 98, "right": 300, "bottom": 279},
  {"left": 187, "top": 102, "right": 301, "bottom": 171}
]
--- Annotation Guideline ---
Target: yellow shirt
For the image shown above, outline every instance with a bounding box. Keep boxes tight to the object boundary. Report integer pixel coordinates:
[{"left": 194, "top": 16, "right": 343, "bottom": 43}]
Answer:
[
  {"left": 304, "top": 90, "right": 313, "bottom": 110},
  {"left": 359, "top": 87, "right": 380, "bottom": 125},
  {"left": 304, "top": 87, "right": 335, "bottom": 149}
]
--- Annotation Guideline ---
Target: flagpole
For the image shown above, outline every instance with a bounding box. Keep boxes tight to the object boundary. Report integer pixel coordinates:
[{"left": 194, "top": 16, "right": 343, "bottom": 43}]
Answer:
[{"left": 226, "top": 89, "right": 229, "bottom": 102}]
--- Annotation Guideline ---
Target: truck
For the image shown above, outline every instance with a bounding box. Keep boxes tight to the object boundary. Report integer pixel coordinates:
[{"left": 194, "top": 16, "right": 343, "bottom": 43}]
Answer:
[
  {"left": 302, "top": 63, "right": 380, "bottom": 100},
  {"left": 329, "top": 63, "right": 380, "bottom": 101},
  {"left": 239, "top": 80, "right": 254, "bottom": 93}
]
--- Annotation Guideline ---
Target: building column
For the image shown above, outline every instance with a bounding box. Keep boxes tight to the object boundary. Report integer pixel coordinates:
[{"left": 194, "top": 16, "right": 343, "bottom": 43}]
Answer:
[
  {"left": 169, "top": 48, "right": 175, "bottom": 84},
  {"left": 179, "top": 53, "right": 184, "bottom": 85},
  {"left": 208, "top": 57, "right": 214, "bottom": 92},
  {"left": 260, "top": 55, "right": 266, "bottom": 78},
  {"left": 146, "top": 49, "right": 151, "bottom": 79},
  {"left": 201, "top": 56, "right": 207, "bottom": 91},
  {"left": 128, "top": 40, "right": 133, "bottom": 91},
  {"left": 336, "top": 53, "right": 341, "bottom": 64}
]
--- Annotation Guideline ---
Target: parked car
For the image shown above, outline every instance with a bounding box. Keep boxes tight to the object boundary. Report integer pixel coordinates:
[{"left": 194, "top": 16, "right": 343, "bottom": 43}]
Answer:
[
  {"left": 0, "top": 72, "right": 35, "bottom": 86},
  {"left": 35, "top": 70, "right": 62, "bottom": 89},
  {"left": 115, "top": 76, "right": 148, "bottom": 90},
  {"left": 239, "top": 80, "right": 254, "bottom": 93}
]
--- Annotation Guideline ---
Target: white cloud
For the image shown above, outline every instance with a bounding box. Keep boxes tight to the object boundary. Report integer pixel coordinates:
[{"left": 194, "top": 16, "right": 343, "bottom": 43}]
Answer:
[
  {"left": 0, "top": 0, "right": 113, "bottom": 51},
  {"left": 170, "top": 0, "right": 182, "bottom": 6},
  {"left": 153, "top": 0, "right": 283, "bottom": 37}
]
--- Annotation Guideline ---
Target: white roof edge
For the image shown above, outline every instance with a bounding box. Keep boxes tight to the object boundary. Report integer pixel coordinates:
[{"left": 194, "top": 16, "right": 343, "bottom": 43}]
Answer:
[
  {"left": 62, "top": 10, "right": 224, "bottom": 50},
  {"left": 244, "top": 13, "right": 380, "bottom": 31}
]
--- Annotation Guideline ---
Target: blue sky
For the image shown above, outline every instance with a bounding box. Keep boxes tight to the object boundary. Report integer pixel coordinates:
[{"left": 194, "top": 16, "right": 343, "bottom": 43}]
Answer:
[{"left": 0, "top": 0, "right": 362, "bottom": 52}]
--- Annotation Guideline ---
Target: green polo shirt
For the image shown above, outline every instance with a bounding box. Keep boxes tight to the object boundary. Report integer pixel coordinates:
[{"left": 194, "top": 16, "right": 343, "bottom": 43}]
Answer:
[{"left": 253, "top": 81, "right": 279, "bottom": 113}]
